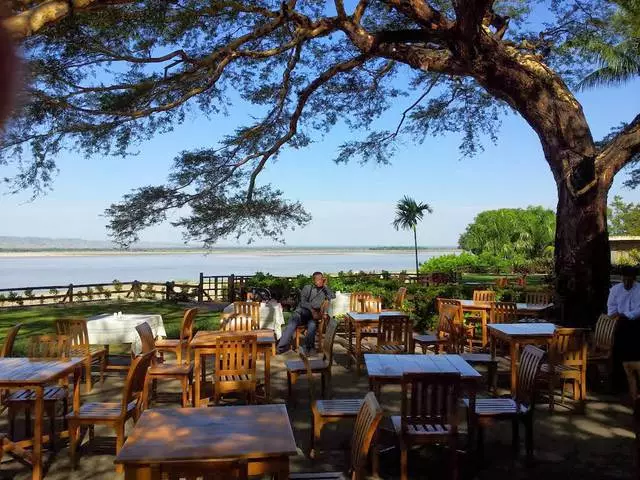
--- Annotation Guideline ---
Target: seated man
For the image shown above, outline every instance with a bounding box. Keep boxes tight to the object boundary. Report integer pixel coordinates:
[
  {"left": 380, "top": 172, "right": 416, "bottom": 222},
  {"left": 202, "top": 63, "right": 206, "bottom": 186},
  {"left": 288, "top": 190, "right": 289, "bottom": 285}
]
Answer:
[
  {"left": 608, "top": 265, "right": 640, "bottom": 320},
  {"left": 277, "top": 272, "right": 335, "bottom": 354}
]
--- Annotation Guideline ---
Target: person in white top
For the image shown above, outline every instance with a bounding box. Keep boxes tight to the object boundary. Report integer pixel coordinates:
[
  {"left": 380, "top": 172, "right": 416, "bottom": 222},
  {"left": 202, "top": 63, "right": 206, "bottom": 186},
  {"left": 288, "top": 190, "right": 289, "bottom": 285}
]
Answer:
[{"left": 607, "top": 266, "right": 640, "bottom": 320}]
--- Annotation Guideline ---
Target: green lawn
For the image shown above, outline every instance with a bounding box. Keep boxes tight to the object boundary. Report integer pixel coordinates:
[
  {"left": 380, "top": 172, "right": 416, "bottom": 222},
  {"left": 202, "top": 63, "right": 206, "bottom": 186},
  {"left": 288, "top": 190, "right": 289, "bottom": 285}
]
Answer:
[{"left": 0, "top": 301, "right": 221, "bottom": 356}]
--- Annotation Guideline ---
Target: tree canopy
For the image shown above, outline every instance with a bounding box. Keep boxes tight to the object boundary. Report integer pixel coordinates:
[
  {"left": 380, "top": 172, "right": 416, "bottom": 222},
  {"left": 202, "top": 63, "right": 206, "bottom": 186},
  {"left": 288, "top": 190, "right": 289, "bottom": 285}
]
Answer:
[
  {"left": 458, "top": 206, "right": 555, "bottom": 261},
  {"left": 1, "top": 0, "right": 638, "bottom": 248},
  {"left": 608, "top": 195, "right": 640, "bottom": 235}
]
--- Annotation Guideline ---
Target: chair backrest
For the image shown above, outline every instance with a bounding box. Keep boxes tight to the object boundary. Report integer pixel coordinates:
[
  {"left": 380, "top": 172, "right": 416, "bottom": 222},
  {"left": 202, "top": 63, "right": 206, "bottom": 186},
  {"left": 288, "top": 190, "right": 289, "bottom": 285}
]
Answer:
[
  {"left": 490, "top": 302, "right": 518, "bottom": 324},
  {"left": 473, "top": 290, "right": 496, "bottom": 302},
  {"left": 393, "top": 287, "right": 407, "bottom": 310},
  {"left": 213, "top": 334, "right": 258, "bottom": 380},
  {"left": 442, "top": 317, "right": 468, "bottom": 354},
  {"left": 624, "top": 361, "right": 640, "bottom": 405},
  {"left": 220, "top": 314, "right": 258, "bottom": 332},
  {"left": 495, "top": 277, "right": 509, "bottom": 288},
  {"left": 135, "top": 322, "right": 157, "bottom": 356},
  {"left": 0, "top": 323, "right": 22, "bottom": 357},
  {"left": 362, "top": 297, "right": 382, "bottom": 313},
  {"left": 437, "top": 303, "right": 462, "bottom": 339},
  {"left": 593, "top": 314, "right": 618, "bottom": 355},
  {"left": 179, "top": 308, "right": 198, "bottom": 342},
  {"left": 122, "top": 350, "right": 155, "bottom": 416},
  {"left": 28, "top": 334, "right": 70, "bottom": 358},
  {"left": 525, "top": 291, "right": 551, "bottom": 305},
  {"left": 321, "top": 318, "right": 339, "bottom": 367},
  {"left": 436, "top": 298, "right": 462, "bottom": 316},
  {"left": 156, "top": 460, "right": 249, "bottom": 480},
  {"left": 350, "top": 292, "right": 374, "bottom": 312},
  {"left": 548, "top": 328, "right": 587, "bottom": 372},
  {"left": 232, "top": 302, "right": 260, "bottom": 324},
  {"left": 515, "top": 345, "right": 546, "bottom": 406},
  {"left": 400, "top": 372, "right": 461, "bottom": 436},
  {"left": 56, "top": 318, "right": 90, "bottom": 347},
  {"left": 350, "top": 392, "right": 384, "bottom": 480},
  {"left": 377, "top": 314, "right": 410, "bottom": 353}
]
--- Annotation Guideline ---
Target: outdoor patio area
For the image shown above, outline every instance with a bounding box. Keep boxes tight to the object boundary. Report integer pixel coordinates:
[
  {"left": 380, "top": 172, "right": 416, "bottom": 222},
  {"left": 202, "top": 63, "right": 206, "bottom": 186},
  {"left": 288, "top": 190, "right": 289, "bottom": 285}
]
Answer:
[{"left": 0, "top": 340, "right": 635, "bottom": 480}]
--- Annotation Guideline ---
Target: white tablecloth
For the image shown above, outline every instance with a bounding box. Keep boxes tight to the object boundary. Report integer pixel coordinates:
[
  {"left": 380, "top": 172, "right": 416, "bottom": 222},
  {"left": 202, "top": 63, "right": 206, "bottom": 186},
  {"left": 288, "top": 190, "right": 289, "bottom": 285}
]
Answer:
[
  {"left": 86, "top": 313, "right": 167, "bottom": 354},
  {"left": 222, "top": 301, "right": 286, "bottom": 338},
  {"left": 328, "top": 291, "right": 351, "bottom": 317}
]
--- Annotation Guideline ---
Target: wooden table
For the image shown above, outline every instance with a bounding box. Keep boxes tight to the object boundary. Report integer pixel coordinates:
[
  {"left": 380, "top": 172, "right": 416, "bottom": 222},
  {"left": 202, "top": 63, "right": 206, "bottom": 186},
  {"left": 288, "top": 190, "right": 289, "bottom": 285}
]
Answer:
[
  {"left": 0, "top": 357, "right": 83, "bottom": 480},
  {"left": 488, "top": 323, "right": 556, "bottom": 395},
  {"left": 114, "top": 405, "right": 297, "bottom": 479},
  {"left": 190, "top": 329, "right": 276, "bottom": 406},
  {"left": 458, "top": 300, "right": 553, "bottom": 346},
  {"left": 345, "top": 311, "right": 405, "bottom": 374}
]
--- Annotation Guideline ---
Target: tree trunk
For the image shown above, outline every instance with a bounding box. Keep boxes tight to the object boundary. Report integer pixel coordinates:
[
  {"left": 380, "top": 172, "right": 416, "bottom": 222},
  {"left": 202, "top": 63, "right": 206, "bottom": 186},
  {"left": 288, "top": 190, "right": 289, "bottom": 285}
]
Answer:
[
  {"left": 554, "top": 180, "right": 611, "bottom": 327},
  {"left": 413, "top": 226, "right": 419, "bottom": 277}
]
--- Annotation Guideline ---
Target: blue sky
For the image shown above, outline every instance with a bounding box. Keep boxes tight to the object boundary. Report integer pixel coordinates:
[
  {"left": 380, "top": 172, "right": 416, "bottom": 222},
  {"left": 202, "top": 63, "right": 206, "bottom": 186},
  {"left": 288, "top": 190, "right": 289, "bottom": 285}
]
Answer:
[{"left": 1, "top": 51, "right": 639, "bottom": 247}]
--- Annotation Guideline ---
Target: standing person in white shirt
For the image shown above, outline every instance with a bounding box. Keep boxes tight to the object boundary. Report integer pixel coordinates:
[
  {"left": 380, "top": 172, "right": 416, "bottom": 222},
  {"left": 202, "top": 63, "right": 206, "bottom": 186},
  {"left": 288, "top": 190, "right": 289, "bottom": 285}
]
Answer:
[
  {"left": 607, "top": 266, "right": 640, "bottom": 320},
  {"left": 607, "top": 265, "right": 640, "bottom": 391}
]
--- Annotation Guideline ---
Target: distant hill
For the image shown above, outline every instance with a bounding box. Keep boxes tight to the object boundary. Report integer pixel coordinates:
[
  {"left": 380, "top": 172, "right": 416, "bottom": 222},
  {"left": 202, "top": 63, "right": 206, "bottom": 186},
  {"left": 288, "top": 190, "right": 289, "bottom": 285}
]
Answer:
[{"left": 0, "top": 236, "right": 188, "bottom": 250}]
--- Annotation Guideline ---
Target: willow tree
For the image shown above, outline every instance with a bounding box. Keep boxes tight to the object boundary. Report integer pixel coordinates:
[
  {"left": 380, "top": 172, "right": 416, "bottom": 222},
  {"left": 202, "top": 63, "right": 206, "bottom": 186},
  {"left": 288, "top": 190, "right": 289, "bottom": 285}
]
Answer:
[{"left": 2, "top": 1, "right": 640, "bottom": 326}]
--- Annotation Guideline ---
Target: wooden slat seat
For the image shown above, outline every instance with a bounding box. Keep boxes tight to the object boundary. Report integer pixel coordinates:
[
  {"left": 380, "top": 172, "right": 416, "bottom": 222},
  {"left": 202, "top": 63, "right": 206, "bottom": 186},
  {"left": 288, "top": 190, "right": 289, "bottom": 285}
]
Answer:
[
  {"left": 314, "top": 399, "right": 362, "bottom": 417},
  {"left": 413, "top": 334, "right": 446, "bottom": 354},
  {"left": 540, "top": 363, "right": 580, "bottom": 373},
  {"left": 153, "top": 338, "right": 181, "bottom": 349},
  {"left": 71, "top": 400, "right": 137, "bottom": 420},
  {"left": 156, "top": 308, "right": 198, "bottom": 363},
  {"left": 391, "top": 415, "right": 453, "bottom": 436},
  {"left": 136, "top": 322, "right": 193, "bottom": 408},
  {"left": 285, "top": 358, "right": 329, "bottom": 373},
  {"left": 463, "top": 398, "right": 529, "bottom": 415},
  {"left": 289, "top": 473, "right": 347, "bottom": 479}
]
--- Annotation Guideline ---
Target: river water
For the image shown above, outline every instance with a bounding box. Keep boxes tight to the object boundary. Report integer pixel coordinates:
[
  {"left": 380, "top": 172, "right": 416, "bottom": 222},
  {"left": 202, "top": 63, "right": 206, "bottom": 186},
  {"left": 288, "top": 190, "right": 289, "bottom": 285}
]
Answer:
[{"left": 0, "top": 249, "right": 458, "bottom": 289}]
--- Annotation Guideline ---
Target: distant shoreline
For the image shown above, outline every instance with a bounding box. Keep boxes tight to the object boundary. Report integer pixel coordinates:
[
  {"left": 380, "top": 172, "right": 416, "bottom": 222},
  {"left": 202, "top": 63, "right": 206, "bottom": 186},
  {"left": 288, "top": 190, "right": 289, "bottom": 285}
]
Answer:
[{"left": 0, "top": 247, "right": 460, "bottom": 258}]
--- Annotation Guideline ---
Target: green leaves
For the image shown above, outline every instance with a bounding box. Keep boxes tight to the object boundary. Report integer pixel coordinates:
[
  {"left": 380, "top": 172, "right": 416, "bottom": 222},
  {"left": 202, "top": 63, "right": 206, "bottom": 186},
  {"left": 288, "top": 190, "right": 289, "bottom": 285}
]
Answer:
[
  {"left": 608, "top": 194, "right": 640, "bottom": 234},
  {"left": 392, "top": 196, "right": 433, "bottom": 231}
]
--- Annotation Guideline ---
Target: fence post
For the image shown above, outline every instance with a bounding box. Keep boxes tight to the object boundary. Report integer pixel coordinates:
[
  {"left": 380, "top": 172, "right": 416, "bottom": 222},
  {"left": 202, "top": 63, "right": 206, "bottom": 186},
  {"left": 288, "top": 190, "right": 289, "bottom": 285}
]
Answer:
[
  {"left": 228, "top": 274, "right": 235, "bottom": 302},
  {"left": 67, "top": 284, "right": 74, "bottom": 304},
  {"left": 198, "top": 273, "right": 204, "bottom": 303}
]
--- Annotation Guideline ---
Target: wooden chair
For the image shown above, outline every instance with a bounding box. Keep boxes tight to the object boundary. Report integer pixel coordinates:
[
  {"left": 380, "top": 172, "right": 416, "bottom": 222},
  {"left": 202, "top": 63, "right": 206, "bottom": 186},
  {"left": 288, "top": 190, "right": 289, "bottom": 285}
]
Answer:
[
  {"left": 392, "top": 372, "right": 462, "bottom": 480},
  {"left": 388, "top": 287, "right": 407, "bottom": 310},
  {"left": 220, "top": 313, "right": 258, "bottom": 332},
  {"left": 349, "top": 292, "right": 375, "bottom": 313},
  {"left": 539, "top": 328, "right": 587, "bottom": 411},
  {"left": 0, "top": 323, "right": 21, "bottom": 358},
  {"left": 299, "top": 352, "right": 363, "bottom": 459},
  {"left": 6, "top": 335, "right": 71, "bottom": 449},
  {"left": 155, "top": 307, "right": 198, "bottom": 364},
  {"left": 414, "top": 303, "right": 462, "bottom": 354},
  {"left": 67, "top": 350, "right": 154, "bottom": 473},
  {"left": 587, "top": 314, "right": 618, "bottom": 389},
  {"left": 474, "top": 290, "right": 497, "bottom": 303},
  {"left": 135, "top": 322, "right": 194, "bottom": 408},
  {"left": 211, "top": 334, "right": 258, "bottom": 405},
  {"left": 465, "top": 345, "right": 546, "bottom": 460},
  {"left": 231, "top": 301, "right": 261, "bottom": 322},
  {"left": 525, "top": 291, "right": 551, "bottom": 305},
  {"left": 289, "top": 392, "right": 384, "bottom": 480},
  {"left": 296, "top": 299, "right": 330, "bottom": 351},
  {"left": 149, "top": 460, "right": 249, "bottom": 479},
  {"left": 55, "top": 318, "right": 107, "bottom": 393},
  {"left": 286, "top": 319, "right": 338, "bottom": 402},
  {"left": 490, "top": 302, "right": 518, "bottom": 324},
  {"left": 362, "top": 314, "right": 411, "bottom": 354}
]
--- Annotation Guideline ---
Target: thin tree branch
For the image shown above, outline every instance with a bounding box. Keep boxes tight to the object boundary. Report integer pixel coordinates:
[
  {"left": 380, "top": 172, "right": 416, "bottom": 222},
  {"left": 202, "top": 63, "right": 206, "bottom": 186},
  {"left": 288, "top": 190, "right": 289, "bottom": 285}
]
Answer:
[{"left": 597, "top": 113, "right": 640, "bottom": 180}]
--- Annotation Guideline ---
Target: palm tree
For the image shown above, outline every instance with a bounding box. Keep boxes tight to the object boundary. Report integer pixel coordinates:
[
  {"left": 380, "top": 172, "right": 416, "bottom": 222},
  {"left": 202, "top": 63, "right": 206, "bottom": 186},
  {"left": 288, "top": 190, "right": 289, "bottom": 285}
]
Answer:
[
  {"left": 579, "top": 0, "right": 640, "bottom": 89},
  {"left": 392, "top": 196, "right": 433, "bottom": 276}
]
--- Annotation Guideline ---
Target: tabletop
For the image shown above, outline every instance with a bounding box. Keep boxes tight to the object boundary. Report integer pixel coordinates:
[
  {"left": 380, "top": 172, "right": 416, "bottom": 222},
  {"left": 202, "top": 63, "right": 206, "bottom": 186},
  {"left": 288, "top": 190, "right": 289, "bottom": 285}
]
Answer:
[
  {"left": 488, "top": 323, "right": 556, "bottom": 337},
  {"left": 190, "top": 329, "right": 276, "bottom": 347},
  {"left": 0, "top": 357, "right": 84, "bottom": 386},
  {"left": 86, "top": 313, "right": 167, "bottom": 354},
  {"left": 364, "top": 354, "right": 482, "bottom": 381},
  {"left": 458, "top": 300, "right": 553, "bottom": 311},
  {"left": 347, "top": 311, "right": 406, "bottom": 322},
  {"left": 115, "top": 405, "right": 297, "bottom": 465}
]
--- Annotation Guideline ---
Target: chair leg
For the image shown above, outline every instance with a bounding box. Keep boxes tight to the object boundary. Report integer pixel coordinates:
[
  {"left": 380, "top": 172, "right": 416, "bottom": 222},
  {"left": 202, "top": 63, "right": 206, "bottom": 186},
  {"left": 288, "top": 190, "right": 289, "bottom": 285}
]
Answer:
[
  {"left": 311, "top": 411, "right": 323, "bottom": 459},
  {"left": 8, "top": 407, "right": 15, "bottom": 440},
  {"left": 84, "top": 357, "right": 92, "bottom": 393},
  {"left": 548, "top": 374, "right": 555, "bottom": 412},
  {"left": 100, "top": 353, "right": 106, "bottom": 386},
  {"left": 287, "top": 372, "right": 295, "bottom": 402},
  {"left": 450, "top": 435, "right": 458, "bottom": 480},
  {"left": 477, "top": 425, "right": 485, "bottom": 460},
  {"left": 181, "top": 376, "right": 188, "bottom": 408},
  {"left": 69, "top": 420, "right": 79, "bottom": 470},
  {"left": 400, "top": 439, "right": 408, "bottom": 480},
  {"left": 48, "top": 404, "right": 57, "bottom": 452},
  {"left": 25, "top": 408, "right": 32, "bottom": 438},
  {"left": 512, "top": 417, "right": 520, "bottom": 457},
  {"left": 115, "top": 421, "right": 125, "bottom": 474},
  {"left": 525, "top": 417, "right": 534, "bottom": 461}
]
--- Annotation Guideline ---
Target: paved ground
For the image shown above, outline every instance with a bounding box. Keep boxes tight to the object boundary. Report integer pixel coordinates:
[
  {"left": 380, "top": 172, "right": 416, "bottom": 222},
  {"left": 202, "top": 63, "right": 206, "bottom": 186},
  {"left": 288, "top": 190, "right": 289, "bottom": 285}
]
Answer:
[{"left": 0, "top": 343, "right": 636, "bottom": 479}]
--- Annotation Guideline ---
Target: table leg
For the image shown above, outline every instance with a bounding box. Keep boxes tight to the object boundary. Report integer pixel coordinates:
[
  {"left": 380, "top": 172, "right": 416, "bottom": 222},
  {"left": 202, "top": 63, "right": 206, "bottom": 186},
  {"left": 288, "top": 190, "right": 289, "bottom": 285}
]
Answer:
[
  {"left": 73, "top": 366, "right": 81, "bottom": 415},
  {"left": 194, "top": 351, "right": 201, "bottom": 408},
  {"left": 467, "top": 383, "right": 478, "bottom": 452},
  {"left": 124, "top": 465, "right": 153, "bottom": 479},
  {"left": 347, "top": 316, "right": 353, "bottom": 369},
  {"left": 276, "top": 456, "right": 290, "bottom": 480},
  {"left": 32, "top": 385, "right": 44, "bottom": 480},
  {"left": 510, "top": 341, "right": 518, "bottom": 396},
  {"left": 481, "top": 311, "right": 488, "bottom": 347},
  {"left": 356, "top": 324, "right": 362, "bottom": 375},
  {"left": 265, "top": 347, "right": 272, "bottom": 402}
]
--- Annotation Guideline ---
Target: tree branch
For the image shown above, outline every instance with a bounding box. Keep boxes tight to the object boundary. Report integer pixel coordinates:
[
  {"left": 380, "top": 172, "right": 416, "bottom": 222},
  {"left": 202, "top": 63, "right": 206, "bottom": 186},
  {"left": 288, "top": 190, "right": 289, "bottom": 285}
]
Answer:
[
  {"left": 382, "top": 0, "right": 449, "bottom": 29},
  {"left": 3, "top": 0, "right": 135, "bottom": 40},
  {"left": 598, "top": 113, "right": 640, "bottom": 181}
]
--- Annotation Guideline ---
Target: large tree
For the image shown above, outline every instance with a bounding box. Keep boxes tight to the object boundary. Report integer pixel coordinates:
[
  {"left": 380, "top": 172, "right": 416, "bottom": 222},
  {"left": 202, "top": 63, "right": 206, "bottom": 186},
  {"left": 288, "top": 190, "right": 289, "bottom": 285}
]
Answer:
[{"left": 2, "top": 1, "right": 640, "bottom": 326}]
